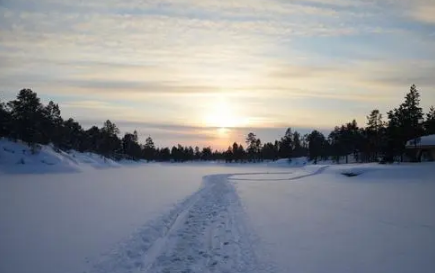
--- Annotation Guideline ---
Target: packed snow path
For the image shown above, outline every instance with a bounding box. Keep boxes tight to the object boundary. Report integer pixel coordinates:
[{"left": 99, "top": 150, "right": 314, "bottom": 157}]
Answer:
[{"left": 89, "top": 174, "right": 262, "bottom": 273}]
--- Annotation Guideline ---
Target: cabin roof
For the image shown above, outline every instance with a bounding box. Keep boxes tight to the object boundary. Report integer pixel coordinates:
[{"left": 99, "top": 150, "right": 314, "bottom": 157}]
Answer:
[{"left": 406, "top": 134, "right": 435, "bottom": 148}]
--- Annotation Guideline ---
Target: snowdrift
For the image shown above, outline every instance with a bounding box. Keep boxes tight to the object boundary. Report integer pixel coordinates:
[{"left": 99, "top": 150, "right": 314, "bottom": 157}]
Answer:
[{"left": 0, "top": 138, "right": 142, "bottom": 174}]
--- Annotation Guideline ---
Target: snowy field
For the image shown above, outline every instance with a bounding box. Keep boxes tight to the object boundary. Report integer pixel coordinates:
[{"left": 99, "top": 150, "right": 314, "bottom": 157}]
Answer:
[
  {"left": 1, "top": 160, "right": 435, "bottom": 273},
  {"left": 232, "top": 163, "right": 435, "bottom": 273}
]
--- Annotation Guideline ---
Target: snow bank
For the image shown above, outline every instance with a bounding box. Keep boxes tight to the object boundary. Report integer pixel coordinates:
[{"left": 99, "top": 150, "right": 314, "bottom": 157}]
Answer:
[{"left": 0, "top": 138, "right": 140, "bottom": 174}]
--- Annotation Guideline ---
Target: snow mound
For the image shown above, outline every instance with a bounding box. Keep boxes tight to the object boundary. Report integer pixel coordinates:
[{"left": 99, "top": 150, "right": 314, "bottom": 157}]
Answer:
[
  {"left": 268, "top": 157, "right": 309, "bottom": 167},
  {"left": 0, "top": 138, "right": 140, "bottom": 174}
]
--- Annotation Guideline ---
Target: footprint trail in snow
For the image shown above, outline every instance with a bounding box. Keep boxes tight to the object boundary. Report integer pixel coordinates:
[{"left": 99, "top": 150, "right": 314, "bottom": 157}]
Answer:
[{"left": 88, "top": 174, "right": 265, "bottom": 273}]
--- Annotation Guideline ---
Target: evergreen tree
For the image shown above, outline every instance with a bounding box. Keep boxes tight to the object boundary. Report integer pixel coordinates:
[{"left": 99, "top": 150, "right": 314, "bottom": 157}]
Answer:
[
  {"left": 366, "top": 109, "right": 384, "bottom": 161},
  {"left": 224, "top": 146, "right": 234, "bottom": 163},
  {"left": 246, "top": 132, "right": 260, "bottom": 161},
  {"left": 99, "top": 120, "right": 121, "bottom": 158},
  {"left": 425, "top": 106, "right": 435, "bottom": 135},
  {"left": 255, "top": 138, "right": 262, "bottom": 161},
  {"left": 186, "top": 146, "right": 195, "bottom": 161},
  {"left": 170, "top": 145, "right": 184, "bottom": 162},
  {"left": 328, "top": 126, "right": 343, "bottom": 163},
  {"left": 345, "top": 119, "right": 360, "bottom": 163},
  {"left": 232, "top": 142, "right": 240, "bottom": 162},
  {"left": 194, "top": 146, "right": 201, "bottom": 160},
  {"left": 62, "top": 118, "right": 84, "bottom": 151},
  {"left": 122, "top": 132, "right": 141, "bottom": 160},
  {"left": 201, "top": 147, "right": 213, "bottom": 161},
  {"left": 102, "top": 120, "right": 120, "bottom": 136},
  {"left": 42, "top": 101, "right": 63, "bottom": 146},
  {"left": 274, "top": 140, "right": 280, "bottom": 157},
  {"left": 261, "top": 142, "right": 278, "bottom": 160},
  {"left": 86, "top": 126, "right": 101, "bottom": 153},
  {"left": 143, "top": 136, "right": 155, "bottom": 161},
  {"left": 0, "top": 100, "right": 11, "bottom": 137},
  {"left": 159, "top": 147, "right": 171, "bottom": 161},
  {"left": 306, "top": 130, "right": 327, "bottom": 164},
  {"left": 8, "top": 89, "right": 45, "bottom": 147},
  {"left": 386, "top": 85, "right": 424, "bottom": 161},
  {"left": 232, "top": 142, "right": 246, "bottom": 162},
  {"left": 292, "top": 131, "right": 303, "bottom": 157},
  {"left": 279, "top": 128, "right": 293, "bottom": 158}
]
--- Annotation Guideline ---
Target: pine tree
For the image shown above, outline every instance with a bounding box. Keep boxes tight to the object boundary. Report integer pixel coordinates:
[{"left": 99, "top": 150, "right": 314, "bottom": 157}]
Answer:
[
  {"left": 122, "top": 132, "right": 141, "bottom": 160},
  {"left": 232, "top": 142, "right": 246, "bottom": 162},
  {"left": 292, "top": 131, "right": 303, "bottom": 157},
  {"left": 260, "top": 142, "right": 278, "bottom": 160},
  {"left": 102, "top": 120, "right": 120, "bottom": 136},
  {"left": 62, "top": 118, "right": 84, "bottom": 151},
  {"left": 159, "top": 147, "right": 171, "bottom": 161},
  {"left": 232, "top": 142, "right": 240, "bottom": 162},
  {"left": 425, "top": 106, "right": 435, "bottom": 135},
  {"left": 328, "top": 126, "right": 343, "bottom": 163},
  {"left": 42, "top": 101, "right": 63, "bottom": 146},
  {"left": 346, "top": 119, "right": 360, "bottom": 163},
  {"left": 186, "top": 146, "right": 194, "bottom": 161},
  {"left": 0, "top": 100, "right": 11, "bottom": 137},
  {"left": 386, "top": 85, "right": 424, "bottom": 161},
  {"left": 366, "top": 109, "right": 384, "bottom": 161},
  {"left": 8, "top": 89, "right": 45, "bottom": 148},
  {"left": 194, "top": 146, "right": 201, "bottom": 160},
  {"left": 246, "top": 132, "right": 259, "bottom": 161},
  {"left": 201, "top": 147, "right": 213, "bottom": 161},
  {"left": 143, "top": 136, "right": 155, "bottom": 161},
  {"left": 279, "top": 128, "right": 293, "bottom": 158},
  {"left": 306, "top": 130, "right": 327, "bottom": 164},
  {"left": 224, "top": 146, "right": 234, "bottom": 163},
  {"left": 99, "top": 120, "right": 121, "bottom": 158}
]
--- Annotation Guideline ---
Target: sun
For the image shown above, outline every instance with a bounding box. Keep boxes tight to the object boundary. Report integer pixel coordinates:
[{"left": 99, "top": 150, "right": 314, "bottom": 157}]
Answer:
[{"left": 204, "top": 98, "right": 242, "bottom": 129}]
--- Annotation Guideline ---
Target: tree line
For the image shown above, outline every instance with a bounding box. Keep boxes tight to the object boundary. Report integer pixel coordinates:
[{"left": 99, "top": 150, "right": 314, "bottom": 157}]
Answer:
[
  {"left": 226, "top": 84, "right": 435, "bottom": 163},
  {"left": 306, "top": 84, "right": 435, "bottom": 163},
  {"left": 1, "top": 85, "right": 434, "bottom": 163}
]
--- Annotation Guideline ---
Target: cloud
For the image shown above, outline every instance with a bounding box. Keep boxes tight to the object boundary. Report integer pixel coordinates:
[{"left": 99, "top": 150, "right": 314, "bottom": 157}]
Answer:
[
  {"left": 377, "top": 0, "right": 435, "bottom": 25},
  {"left": 1, "top": 0, "right": 435, "bottom": 146},
  {"left": 410, "top": 4, "right": 435, "bottom": 24}
]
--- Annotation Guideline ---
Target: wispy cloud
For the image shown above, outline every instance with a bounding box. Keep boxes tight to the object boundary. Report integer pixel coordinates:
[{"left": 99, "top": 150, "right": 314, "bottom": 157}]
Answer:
[
  {"left": 409, "top": 4, "right": 435, "bottom": 24},
  {"left": 1, "top": 0, "right": 434, "bottom": 148}
]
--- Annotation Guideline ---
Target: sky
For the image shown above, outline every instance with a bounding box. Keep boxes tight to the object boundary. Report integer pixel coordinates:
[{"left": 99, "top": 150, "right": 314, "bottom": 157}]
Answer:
[{"left": 1, "top": 0, "right": 435, "bottom": 149}]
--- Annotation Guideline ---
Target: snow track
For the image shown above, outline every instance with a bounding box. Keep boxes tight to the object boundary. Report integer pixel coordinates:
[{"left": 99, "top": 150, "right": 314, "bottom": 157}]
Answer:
[
  {"left": 229, "top": 166, "right": 328, "bottom": 181},
  {"left": 88, "top": 174, "right": 263, "bottom": 273}
]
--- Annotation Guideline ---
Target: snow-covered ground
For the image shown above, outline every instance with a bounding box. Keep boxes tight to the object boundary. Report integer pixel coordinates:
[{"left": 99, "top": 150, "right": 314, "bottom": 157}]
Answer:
[
  {"left": 0, "top": 164, "right": 275, "bottom": 273},
  {"left": 233, "top": 163, "right": 435, "bottom": 273},
  {"left": 1, "top": 151, "right": 435, "bottom": 273}
]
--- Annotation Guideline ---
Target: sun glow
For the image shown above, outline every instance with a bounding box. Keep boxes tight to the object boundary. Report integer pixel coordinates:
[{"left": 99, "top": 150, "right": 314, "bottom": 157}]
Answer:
[{"left": 203, "top": 98, "right": 246, "bottom": 129}]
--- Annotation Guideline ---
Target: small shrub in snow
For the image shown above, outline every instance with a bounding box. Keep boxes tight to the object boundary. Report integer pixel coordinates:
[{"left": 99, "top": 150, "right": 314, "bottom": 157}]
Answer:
[
  {"left": 17, "top": 158, "right": 25, "bottom": 165},
  {"left": 3, "top": 147, "right": 15, "bottom": 153},
  {"left": 41, "top": 159, "right": 55, "bottom": 166},
  {"left": 341, "top": 172, "right": 359, "bottom": 177},
  {"left": 29, "top": 144, "right": 42, "bottom": 155}
]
